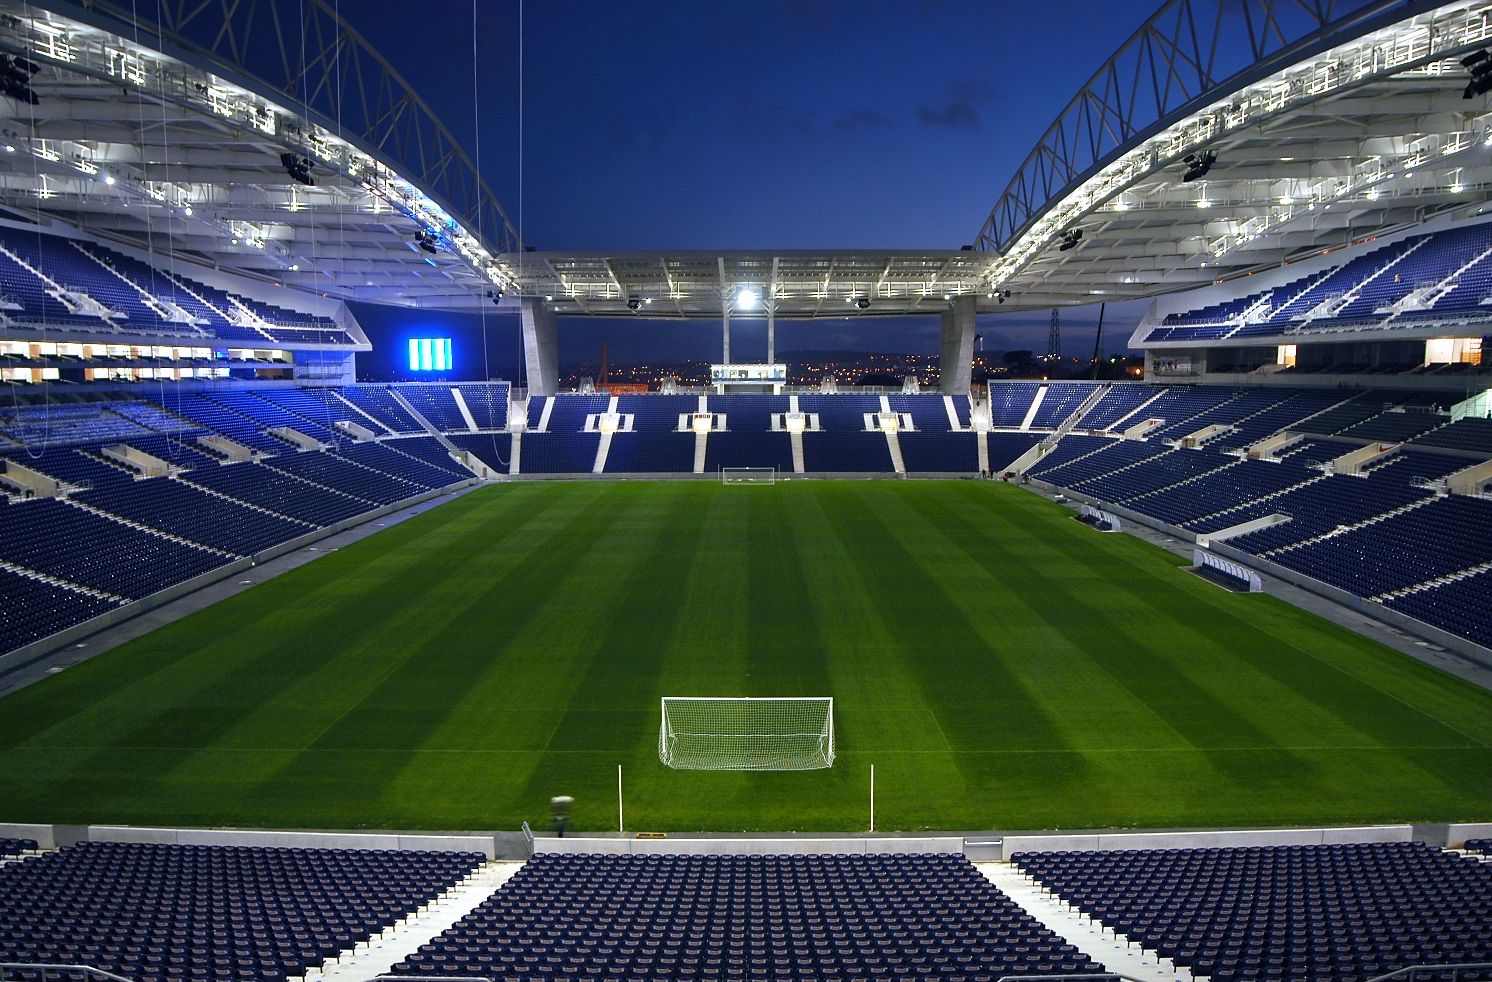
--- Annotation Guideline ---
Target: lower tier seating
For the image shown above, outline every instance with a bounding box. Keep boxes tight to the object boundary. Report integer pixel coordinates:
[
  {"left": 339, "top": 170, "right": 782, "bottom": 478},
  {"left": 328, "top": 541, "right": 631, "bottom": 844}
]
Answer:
[
  {"left": 1012, "top": 842, "right": 1492, "bottom": 982},
  {"left": 393, "top": 853, "right": 1102, "bottom": 981},
  {"left": 0, "top": 841, "right": 483, "bottom": 982}
]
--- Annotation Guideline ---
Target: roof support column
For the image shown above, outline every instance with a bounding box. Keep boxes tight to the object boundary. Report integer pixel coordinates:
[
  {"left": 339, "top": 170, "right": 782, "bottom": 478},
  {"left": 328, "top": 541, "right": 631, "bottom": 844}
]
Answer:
[
  {"left": 939, "top": 295, "right": 976, "bottom": 395},
  {"left": 766, "top": 301, "right": 775, "bottom": 364},
  {"left": 722, "top": 302, "right": 732, "bottom": 364},
  {"left": 521, "top": 297, "right": 559, "bottom": 397}
]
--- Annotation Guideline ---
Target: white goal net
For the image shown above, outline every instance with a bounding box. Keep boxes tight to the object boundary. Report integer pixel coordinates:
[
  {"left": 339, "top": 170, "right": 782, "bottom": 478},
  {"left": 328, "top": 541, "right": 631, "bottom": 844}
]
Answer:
[
  {"left": 720, "top": 466, "right": 776, "bottom": 485},
  {"left": 659, "top": 697, "right": 835, "bottom": 770}
]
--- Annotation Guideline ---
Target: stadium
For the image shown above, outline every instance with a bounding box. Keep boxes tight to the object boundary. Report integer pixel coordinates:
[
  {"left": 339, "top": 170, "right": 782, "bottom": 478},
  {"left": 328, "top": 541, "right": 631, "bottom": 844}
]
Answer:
[{"left": 0, "top": 1, "right": 1490, "bottom": 982}]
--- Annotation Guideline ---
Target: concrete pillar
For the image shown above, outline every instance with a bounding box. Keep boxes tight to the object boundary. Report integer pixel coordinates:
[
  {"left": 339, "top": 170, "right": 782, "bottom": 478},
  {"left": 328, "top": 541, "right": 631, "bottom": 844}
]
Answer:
[
  {"left": 722, "top": 304, "right": 732, "bottom": 365},
  {"left": 767, "top": 302, "right": 776, "bottom": 364},
  {"left": 939, "top": 295, "right": 976, "bottom": 394},
  {"left": 521, "top": 297, "right": 559, "bottom": 396}
]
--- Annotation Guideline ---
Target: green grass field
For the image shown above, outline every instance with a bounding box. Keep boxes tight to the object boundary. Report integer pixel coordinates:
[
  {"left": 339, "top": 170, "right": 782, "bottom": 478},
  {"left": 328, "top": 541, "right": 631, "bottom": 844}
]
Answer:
[{"left": 1, "top": 480, "right": 1489, "bottom": 834}]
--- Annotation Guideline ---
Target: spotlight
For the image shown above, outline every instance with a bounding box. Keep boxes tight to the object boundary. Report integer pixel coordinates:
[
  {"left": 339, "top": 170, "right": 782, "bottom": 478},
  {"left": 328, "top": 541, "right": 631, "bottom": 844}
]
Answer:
[
  {"left": 855, "top": 297, "right": 871, "bottom": 310},
  {"left": 413, "top": 229, "right": 439, "bottom": 255},
  {"left": 487, "top": 287, "right": 504, "bottom": 306},
  {"left": 627, "top": 296, "right": 641, "bottom": 311},
  {"left": 1463, "top": 50, "right": 1492, "bottom": 98},
  {"left": 1058, "top": 228, "right": 1083, "bottom": 252},
  {"left": 279, "top": 151, "right": 315, "bottom": 186},
  {"left": 1181, "top": 149, "right": 1216, "bottom": 182}
]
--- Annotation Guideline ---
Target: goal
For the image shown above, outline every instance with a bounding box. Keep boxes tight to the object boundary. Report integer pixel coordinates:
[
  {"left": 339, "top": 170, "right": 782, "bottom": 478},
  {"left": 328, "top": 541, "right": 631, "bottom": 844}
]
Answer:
[
  {"left": 721, "top": 467, "right": 777, "bottom": 485},
  {"left": 659, "top": 697, "right": 834, "bottom": 770}
]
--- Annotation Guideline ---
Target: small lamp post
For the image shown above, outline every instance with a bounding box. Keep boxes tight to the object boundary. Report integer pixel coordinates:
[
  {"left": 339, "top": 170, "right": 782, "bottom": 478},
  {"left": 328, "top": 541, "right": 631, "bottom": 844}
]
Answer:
[{"left": 551, "top": 795, "right": 574, "bottom": 838}]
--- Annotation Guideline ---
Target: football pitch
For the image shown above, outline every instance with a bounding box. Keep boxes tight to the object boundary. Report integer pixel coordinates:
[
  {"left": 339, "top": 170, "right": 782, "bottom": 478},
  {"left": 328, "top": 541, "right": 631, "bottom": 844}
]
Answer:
[{"left": 1, "top": 480, "right": 1489, "bottom": 834}]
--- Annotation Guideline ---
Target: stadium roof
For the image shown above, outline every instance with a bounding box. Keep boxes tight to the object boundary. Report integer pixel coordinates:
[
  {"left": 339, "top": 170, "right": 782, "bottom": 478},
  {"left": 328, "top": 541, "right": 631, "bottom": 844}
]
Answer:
[
  {"left": 972, "top": 0, "right": 1492, "bottom": 311},
  {"left": 490, "top": 251, "right": 1000, "bottom": 319},
  {"left": 0, "top": 0, "right": 516, "bottom": 312},
  {"left": 6, "top": 0, "right": 1492, "bottom": 321}
]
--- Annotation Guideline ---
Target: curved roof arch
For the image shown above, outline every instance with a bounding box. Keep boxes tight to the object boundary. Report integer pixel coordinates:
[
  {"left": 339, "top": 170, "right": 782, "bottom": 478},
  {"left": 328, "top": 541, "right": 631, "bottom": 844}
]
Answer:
[
  {"left": 975, "top": 0, "right": 1492, "bottom": 309},
  {"left": 53, "top": 0, "right": 521, "bottom": 258},
  {"left": 0, "top": 0, "right": 517, "bottom": 310},
  {"left": 976, "top": 0, "right": 1427, "bottom": 256}
]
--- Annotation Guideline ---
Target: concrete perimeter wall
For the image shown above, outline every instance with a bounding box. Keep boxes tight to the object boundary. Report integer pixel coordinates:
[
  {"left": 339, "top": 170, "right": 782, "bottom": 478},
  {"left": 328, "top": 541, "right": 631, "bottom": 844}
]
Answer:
[
  {"left": 532, "top": 836, "right": 965, "bottom": 856},
  {"left": 997, "top": 824, "right": 1413, "bottom": 858}
]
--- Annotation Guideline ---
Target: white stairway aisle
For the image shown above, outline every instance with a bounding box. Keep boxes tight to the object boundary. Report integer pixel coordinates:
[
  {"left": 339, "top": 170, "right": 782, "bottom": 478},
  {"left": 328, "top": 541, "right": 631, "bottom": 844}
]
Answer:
[
  {"left": 305, "top": 861, "right": 523, "bottom": 982},
  {"left": 977, "top": 861, "right": 1196, "bottom": 982}
]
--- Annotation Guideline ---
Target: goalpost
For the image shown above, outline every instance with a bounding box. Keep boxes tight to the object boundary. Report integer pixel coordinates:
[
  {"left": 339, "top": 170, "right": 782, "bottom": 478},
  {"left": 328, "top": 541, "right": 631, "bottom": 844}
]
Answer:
[
  {"left": 659, "top": 697, "right": 834, "bottom": 770},
  {"left": 720, "top": 466, "right": 777, "bottom": 485}
]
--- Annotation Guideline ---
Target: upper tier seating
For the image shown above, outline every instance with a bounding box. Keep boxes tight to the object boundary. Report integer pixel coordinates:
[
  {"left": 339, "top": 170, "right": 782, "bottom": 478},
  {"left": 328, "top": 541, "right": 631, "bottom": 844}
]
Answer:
[
  {"left": 0, "top": 840, "right": 483, "bottom": 982},
  {"left": 1012, "top": 842, "right": 1492, "bottom": 982},
  {"left": 394, "top": 853, "right": 1102, "bottom": 981},
  {"left": 0, "top": 226, "right": 347, "bottom": 343},
  {"left": 1150, "top": 220, "right": 1492, "bottom": 341}
]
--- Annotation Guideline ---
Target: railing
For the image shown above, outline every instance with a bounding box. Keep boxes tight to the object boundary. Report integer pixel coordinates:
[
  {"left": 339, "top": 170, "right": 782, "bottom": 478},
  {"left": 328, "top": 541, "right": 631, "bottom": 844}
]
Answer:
[
  {"left": 0, "top": 964, "right": 136, "bottom": 982},
  {"left": 1364, "top": 964, "right": 1492, "bottom": 982}
]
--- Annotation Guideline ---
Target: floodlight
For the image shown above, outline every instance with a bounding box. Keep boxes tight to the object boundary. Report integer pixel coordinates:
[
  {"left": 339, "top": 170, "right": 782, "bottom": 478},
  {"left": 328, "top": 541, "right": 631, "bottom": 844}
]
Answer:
[
  {"left": 414, "top": 229, "right": 439, "bottom": 255},
  {"left": 735, "top": 287, "right": 759, "bottom": 310},
  {"left": 855, "top": 297, "right": 871, "bottom": 310},
  {"left": 627, "top": 296, "right": 641, "bottom": 310}
]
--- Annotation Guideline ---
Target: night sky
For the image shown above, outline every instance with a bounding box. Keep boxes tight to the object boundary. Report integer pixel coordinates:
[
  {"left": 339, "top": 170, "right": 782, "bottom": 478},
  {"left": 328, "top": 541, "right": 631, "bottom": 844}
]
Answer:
[{"left": 344, "top": 1, "right": 1160, "bottom": 377}]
